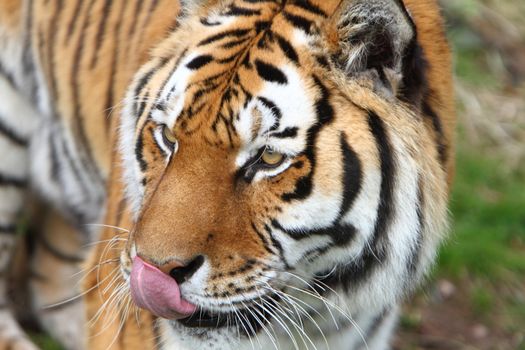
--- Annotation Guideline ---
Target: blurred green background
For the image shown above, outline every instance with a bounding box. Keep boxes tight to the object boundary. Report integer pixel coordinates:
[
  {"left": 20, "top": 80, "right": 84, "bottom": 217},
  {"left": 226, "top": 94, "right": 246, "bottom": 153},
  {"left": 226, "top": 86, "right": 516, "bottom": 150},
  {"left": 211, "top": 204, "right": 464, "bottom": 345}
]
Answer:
[
  {"left": 30, "top": 0, "right": 525, "bottom": 349},
  {"left": 395, "top": 0, "right": 525, "bottom": 349}
]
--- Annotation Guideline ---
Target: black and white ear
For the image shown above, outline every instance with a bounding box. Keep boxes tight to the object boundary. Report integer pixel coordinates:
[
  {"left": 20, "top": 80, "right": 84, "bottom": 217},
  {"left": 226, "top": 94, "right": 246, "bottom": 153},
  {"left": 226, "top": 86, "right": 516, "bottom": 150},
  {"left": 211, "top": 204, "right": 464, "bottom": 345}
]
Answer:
[{"left": 333, "top": 0, "right": 425, "bottom": 101}]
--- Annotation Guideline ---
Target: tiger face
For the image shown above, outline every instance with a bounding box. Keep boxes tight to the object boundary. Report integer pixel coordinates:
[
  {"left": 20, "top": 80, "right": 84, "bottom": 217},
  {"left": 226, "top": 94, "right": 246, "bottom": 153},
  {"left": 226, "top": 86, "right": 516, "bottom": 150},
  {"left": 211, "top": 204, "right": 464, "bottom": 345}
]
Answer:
[{"left": 117, "top": 0, "right": 450, "bottom": 347}]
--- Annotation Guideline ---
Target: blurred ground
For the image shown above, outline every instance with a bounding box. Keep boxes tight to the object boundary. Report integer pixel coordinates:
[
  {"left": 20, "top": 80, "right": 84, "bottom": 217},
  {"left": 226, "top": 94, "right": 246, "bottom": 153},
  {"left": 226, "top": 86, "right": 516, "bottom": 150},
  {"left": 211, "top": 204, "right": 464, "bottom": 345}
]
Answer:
[{"left": 394, "top": 1, "right": 525, "bottom": 349}]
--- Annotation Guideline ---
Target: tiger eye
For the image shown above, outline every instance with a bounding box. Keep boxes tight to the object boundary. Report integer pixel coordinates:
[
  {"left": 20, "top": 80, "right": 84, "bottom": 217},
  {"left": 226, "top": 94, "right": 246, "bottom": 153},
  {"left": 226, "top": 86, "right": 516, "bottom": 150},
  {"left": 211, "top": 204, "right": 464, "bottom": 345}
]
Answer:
[
  {"left": 261, "top": 149, "right": 284, "bottom": 167},
  {"left": 162, "top": 125, "right": 178, "bottom": 147}
]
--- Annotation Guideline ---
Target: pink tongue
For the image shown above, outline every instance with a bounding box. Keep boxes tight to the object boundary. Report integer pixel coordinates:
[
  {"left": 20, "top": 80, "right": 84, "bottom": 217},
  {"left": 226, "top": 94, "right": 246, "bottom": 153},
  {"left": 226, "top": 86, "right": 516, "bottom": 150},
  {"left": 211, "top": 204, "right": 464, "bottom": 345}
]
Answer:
[{"left": 130, "top": 256, "right": 197, "bottom": 319}]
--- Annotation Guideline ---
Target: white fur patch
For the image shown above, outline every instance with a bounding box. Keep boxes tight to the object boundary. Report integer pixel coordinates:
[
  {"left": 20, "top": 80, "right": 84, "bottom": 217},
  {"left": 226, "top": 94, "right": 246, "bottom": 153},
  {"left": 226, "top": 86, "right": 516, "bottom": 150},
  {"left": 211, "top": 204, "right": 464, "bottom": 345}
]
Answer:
[{"left": 234, "top": 65, "right": 316, "bottom": 181}]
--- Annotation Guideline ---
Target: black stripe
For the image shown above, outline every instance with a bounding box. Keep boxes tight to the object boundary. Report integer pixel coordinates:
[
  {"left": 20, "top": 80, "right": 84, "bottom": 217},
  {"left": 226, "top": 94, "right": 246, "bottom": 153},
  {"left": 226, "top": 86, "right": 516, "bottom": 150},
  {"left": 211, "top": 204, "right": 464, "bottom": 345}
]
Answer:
[
  {"left": 271, "top": 127, "right": 298, "bottom": 139},
  {"left": 151, "top": 49, "right": 192, "bottom": 117},
  {"left": 289, "top": 1, "right": 327, "bottom": 17},
  {"left": 216, "top": 52, "right": 243, "bottom": 64},
  {"left": 339, "top": 132, "right": 362, "bottom": 216},
  {"left": 57, "top": 131, "right": 90, "bottom": 196},
  {"left": 200, "top": 17, "right": 221, "bottom": 26},
  {"left": 0, "top": 224, "right": 16, "bottom": 234},
  {"left": 275, "top": 33, "right": 299, "bottom": 64},
  {"left": 255, "top": 60, "right": 287, "bottom": 84},
  {"left": 315, "top": 55, "right": 330, "bottom": 68},
  {"left": 132, "top": 53, "right": 172, "bottom": 116},
  {"left": 223, "top": 6, "right": 261, "bottom": 16},
  {"left": 257, "top": 96, "right": 282, "bottom": 131},
  {"left": 134, "top": 67, "right": 156, "bottom": 115},
  {"left": 37, "top": 28, "right": 47, "bottom": 102},
  {"left": 132, "top": 0, "right": 161, "bottom": 59},
  {"left": 281, "top": 75, "right": 333, "bottom": 201},
  {"left": 264, "top": 224, "right": 289, "bottom": 269},
  {"left": 363, "top": 309, "right": 389, "bottom": 344},
  {"left": 104, "top": 0, "right": 125, "bottom": 132},
  {"left": 302, "top": 244, "right": 331, "bottom": 262},
  {"left": 65, "top": 0, "right": 83, "bottom": 44},
  {"left": 23, "top": 0, "right": 38, "bottom": 105},
  {"left": 282, "top": 11, "right": 314, "bottom": 34},
  {"left": 115, "top": 197, "right": 127, "bottom": 228},
  {"left": 269, "top": 96, "right": 364, "bottom": 248},
  {"left": 251, "top": 222, "right": 277, "bottom": 256},
  {"left": 188, "top": 68, "right": 229, "bottom": 89},
  {"left": 255, "top": 20, "right": 271, "bottom": 34},
  {"left": 135, "top": 122, "right": 148, "bottom": 172},
  {"left": 348, "top": 112, "right": 395, "bottom": 282},
  {"left": 0, "top": 173, "right": 27, "bottom": 188},
  {"left": 318, "top": 111, "right": 395, "bottom": 290},
  {"left": 406, "top": 178, "right": 424, "bottom": 278},
  {"left": 49, "top": 131, "right": 60, "bottom": 180},
  {"left": 136, "top": 91, "right": 150, "bottom": 120},
  {"left": 221, "top": 37, "right": 251, "bottom": 49},
  {"left": 70, "top": 0, "right": 103, "bottom": 186},
  {"left": 47, "top": 0, "right": 63, "bottom": 102},
  {"left": 272, "top": 218, "right": 356, "bottom": 246},
  {"left": 198, "top": 29, "right": 251, "bottom": 46},
  {"left": 186, "top": 55, "right": 214, "bottom": 70},
  {"left": 400, "top": 40, "right": 428, "bottom": 106},
  {"left": 0, "top": 117, "right": 28, "bottom": 146},
  {"left": 422, "top": 99, "right": 447, "bottom": 165},
  {"left": 53, "top": 131, "right": 91, "bottom": 224},
  {"left": 0, "top": 60, "right": 16, "bottom": 87},
  {"left": 281, "top": 167, "right": 310, "bottom": 201},
  {"left": 127, "top": 0, "right": 145, "bottom": 40},
  {"left": 189, "top": 84, "right": 221, "bottom": 108},
  {"left": 90, "top": 0, "right": 113, "bottom": 69}
]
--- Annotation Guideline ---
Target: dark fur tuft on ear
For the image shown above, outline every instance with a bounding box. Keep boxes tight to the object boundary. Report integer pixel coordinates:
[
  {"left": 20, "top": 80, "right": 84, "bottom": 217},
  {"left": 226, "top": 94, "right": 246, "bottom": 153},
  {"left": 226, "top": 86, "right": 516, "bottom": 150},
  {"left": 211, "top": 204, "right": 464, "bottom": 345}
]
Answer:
[{"left": 333, "top": 0, "right": 427, "bottom": 103}]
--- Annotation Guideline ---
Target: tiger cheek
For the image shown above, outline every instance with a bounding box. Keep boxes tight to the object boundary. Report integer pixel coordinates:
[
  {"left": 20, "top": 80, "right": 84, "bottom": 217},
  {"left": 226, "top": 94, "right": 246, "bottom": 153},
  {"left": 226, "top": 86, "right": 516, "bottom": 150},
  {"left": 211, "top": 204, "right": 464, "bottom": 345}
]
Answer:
[{"left": 271, "top": 155, "right": 311, "bottom": 197}]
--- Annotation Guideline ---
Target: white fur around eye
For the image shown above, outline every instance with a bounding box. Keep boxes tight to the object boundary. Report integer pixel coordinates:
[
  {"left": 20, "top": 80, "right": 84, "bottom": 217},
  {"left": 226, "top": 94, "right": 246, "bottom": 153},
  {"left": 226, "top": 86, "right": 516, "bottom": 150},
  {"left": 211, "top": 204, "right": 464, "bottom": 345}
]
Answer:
[{"left": 252, "top": 158, "right": 292, "bottom": 183}]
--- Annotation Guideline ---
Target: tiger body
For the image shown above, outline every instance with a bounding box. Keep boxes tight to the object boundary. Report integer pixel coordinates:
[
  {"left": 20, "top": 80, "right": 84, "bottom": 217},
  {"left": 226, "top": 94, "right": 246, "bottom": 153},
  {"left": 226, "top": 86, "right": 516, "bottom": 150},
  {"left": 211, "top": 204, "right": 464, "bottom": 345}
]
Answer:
[{"left": 0, "top": 0, "right": 454, "bottom": 349}]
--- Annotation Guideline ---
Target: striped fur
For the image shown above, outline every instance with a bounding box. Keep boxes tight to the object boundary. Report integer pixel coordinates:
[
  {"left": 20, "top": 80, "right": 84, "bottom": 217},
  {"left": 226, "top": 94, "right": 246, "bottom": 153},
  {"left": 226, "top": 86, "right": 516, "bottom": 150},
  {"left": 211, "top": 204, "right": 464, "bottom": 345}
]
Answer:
[{"left": 0, "top": 0, "right": 454, "bottom": 349}]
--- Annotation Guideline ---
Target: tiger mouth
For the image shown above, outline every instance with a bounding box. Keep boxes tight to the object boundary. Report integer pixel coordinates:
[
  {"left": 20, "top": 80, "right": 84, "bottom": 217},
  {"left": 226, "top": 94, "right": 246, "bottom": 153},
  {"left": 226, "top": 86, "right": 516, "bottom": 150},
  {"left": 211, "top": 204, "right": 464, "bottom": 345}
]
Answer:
[{"left": 176, "top": 298, "right": 278, "bottom": 334}]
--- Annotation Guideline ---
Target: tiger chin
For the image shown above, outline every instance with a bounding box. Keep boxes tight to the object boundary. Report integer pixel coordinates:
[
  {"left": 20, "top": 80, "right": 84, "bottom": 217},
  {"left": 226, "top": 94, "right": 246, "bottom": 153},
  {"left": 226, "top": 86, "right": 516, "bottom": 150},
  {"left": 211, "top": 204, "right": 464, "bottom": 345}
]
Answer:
[{"left": 84, "top": 0, "right": 455, "bottom": 349}]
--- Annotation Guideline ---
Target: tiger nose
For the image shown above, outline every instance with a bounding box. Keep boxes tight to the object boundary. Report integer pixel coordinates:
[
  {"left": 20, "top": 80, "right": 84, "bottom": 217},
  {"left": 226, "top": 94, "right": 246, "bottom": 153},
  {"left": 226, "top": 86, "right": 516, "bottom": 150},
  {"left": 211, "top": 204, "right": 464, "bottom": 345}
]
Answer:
[{"left": 154, "top": 255, "right": 206, "bottom": 285}]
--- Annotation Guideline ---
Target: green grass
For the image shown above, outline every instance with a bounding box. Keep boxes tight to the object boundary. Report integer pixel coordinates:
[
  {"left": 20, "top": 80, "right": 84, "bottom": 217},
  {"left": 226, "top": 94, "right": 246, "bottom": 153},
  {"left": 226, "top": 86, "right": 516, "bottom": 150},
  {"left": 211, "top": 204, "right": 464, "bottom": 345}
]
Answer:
[
  {"left": 433, "top": 139, "right": 525, "bottom": 334},
  {"left": 30, "top": 333, "right": 63, "bottom": 350},
  {"left": 443, "top": 0, "right": 504, "bottom": 89},
  {"left": 437, "top": 145, "right": 525, "bottom": 280}
]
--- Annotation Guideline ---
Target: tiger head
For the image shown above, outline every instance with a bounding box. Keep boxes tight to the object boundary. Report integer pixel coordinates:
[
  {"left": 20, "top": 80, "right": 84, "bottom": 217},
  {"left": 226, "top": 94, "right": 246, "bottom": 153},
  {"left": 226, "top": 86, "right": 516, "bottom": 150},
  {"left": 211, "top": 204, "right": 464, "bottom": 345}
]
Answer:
[{"left": 118, "top": 0, "right": 450, "bottom": 347}]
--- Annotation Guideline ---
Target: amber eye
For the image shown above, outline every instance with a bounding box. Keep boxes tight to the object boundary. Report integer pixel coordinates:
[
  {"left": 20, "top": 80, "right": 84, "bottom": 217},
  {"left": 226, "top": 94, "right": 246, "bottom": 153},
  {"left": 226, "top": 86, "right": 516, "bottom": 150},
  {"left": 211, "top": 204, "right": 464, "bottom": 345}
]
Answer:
[
  {"left": 162, "top": 125, "right": 178, "bottom": 151},
  {"left": 260, "top": 149, "right": 285, "bottom": 167}
]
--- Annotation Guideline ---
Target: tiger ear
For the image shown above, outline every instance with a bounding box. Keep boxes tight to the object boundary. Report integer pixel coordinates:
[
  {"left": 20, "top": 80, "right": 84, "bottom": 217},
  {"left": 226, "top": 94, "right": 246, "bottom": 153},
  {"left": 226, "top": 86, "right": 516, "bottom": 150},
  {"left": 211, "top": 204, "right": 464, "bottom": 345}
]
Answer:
[{"left": 331, "top": 0, "right": 424, "bottom": 100}]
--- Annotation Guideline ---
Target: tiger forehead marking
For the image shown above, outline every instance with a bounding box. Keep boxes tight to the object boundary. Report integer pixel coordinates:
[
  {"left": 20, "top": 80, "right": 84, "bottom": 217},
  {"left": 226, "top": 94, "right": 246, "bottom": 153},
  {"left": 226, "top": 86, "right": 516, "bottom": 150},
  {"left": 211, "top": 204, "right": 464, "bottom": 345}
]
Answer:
[{"left": 135, "top": 0, "right": 331, "bottom": 148}]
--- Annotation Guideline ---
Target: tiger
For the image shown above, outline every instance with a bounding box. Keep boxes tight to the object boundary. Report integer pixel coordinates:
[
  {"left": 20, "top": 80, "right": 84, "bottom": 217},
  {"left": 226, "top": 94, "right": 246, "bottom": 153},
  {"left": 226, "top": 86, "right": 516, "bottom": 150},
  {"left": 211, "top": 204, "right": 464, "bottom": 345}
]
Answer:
[{"left": 0, "top": 0, "right": 455, "bottom": 349}]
